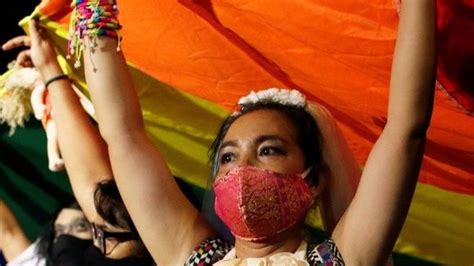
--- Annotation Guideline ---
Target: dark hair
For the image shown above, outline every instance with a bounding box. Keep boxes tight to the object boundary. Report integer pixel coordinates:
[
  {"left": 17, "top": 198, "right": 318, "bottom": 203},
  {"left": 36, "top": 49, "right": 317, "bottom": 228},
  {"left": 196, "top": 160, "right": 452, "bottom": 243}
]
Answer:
[
  {"left": 94, "top": 179, "right": 153, "bottom": 263},
  {"left": 37, "top": 201, "right": 82, "bottom": 266},
  {"left": 209, "top": 102, "right": 323, "bottom": 181},
  {"left": 94, "top": 180, "right": 134, "bottom": 231}
]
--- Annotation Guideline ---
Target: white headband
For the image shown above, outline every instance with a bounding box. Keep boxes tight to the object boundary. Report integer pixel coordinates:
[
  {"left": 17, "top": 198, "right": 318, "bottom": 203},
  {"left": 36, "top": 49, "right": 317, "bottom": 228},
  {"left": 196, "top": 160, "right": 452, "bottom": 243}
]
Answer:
[{"left": 234, "top": 88, "right": 306, "bottom": 116}]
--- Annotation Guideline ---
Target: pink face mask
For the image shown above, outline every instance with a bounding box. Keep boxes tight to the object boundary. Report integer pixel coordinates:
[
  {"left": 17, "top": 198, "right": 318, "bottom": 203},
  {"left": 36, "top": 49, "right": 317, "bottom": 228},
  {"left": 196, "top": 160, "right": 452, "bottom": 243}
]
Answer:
[{"left": 213, "top": 166, "right": 314, "bottom": 241}]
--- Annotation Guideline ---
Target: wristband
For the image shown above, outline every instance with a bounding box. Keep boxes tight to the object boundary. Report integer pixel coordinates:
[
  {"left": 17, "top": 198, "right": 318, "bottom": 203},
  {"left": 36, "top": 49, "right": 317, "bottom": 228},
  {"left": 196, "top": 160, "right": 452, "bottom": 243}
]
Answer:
[
  {"left": 68, "top": 0, "right": 122, "bottom": 68},
  {"left": 44, "top": 74, "right": 69, "bottom": 88}
]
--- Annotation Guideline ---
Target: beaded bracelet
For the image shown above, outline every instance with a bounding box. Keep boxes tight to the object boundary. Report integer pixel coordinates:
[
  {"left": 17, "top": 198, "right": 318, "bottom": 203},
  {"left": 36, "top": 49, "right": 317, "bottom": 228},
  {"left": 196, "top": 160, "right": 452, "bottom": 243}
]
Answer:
[{"left": 67, "top": 0, "right": 122, "bottom": 68}]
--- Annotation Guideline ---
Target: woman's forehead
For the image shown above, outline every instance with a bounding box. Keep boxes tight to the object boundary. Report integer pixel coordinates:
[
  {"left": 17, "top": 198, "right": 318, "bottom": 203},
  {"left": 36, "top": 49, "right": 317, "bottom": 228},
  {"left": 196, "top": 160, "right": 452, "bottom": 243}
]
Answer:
[
  {"left": 224, "top": 109, "right": 297, "bottom": 143},
  {"left": 55, "top": 208, "right": 85, "bottom": 224}
]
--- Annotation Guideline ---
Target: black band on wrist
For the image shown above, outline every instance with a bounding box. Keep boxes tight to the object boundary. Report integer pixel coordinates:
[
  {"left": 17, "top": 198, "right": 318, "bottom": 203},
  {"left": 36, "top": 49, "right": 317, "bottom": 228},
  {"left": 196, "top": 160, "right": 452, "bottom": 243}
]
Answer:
[{"left": 44, "top": 74, "right": 69, "bottom": 88}]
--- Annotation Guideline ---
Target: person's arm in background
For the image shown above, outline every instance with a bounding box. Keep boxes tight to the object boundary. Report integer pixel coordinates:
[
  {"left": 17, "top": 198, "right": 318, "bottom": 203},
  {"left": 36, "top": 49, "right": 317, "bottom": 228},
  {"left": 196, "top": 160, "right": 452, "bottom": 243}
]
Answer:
[
  {"left": 332, "top": 0, "right": 436, "bottom": 265},
  {"left": 0, "top": 200, "right": 31, "bottom": 262},
  {"left": 2, "top": 22, "right": 113, "bottom": 222}
]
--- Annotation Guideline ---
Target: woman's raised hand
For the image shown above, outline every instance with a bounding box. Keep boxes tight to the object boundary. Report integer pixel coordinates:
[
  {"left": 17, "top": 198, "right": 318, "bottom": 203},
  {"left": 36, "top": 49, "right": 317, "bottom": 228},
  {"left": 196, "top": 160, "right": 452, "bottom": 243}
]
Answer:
[
  {"left": 2, "top": 35, "right": 33, "bottom": 67},
  {"left": 2, "top": 20, "right": 60, "bottom": 78}
]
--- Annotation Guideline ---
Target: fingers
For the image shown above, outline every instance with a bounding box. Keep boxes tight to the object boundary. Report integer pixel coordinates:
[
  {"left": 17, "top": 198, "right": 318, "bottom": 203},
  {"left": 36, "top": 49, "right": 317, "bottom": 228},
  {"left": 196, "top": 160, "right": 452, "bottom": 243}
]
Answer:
[
  {"left": 28, "top": 19, "right": 41, "bottom": 42},
  {"left": 16, "top": 50, "right": 33, "bottom": 67},
  {"left": 2, "top": 20, "right": 46, "bottom": 52},
  {"left": 28, "top": 19, "right": 51, "bottom": 45},
  {"left": 2, "top": 36, "right": 31, "bottom": 51}
]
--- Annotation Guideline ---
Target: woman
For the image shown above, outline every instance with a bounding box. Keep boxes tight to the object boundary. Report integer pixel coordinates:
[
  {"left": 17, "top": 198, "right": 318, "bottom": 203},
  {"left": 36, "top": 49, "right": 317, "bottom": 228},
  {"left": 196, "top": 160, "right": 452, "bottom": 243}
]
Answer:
[
  {"left": 0, "top": 199, "right": 91, "bottom": 266},
  {"left": 33, "top": 0, "right": 436, "bottom": 264},
  {"left": 2, "top": 33, "right": 154, "bottom": 265}
]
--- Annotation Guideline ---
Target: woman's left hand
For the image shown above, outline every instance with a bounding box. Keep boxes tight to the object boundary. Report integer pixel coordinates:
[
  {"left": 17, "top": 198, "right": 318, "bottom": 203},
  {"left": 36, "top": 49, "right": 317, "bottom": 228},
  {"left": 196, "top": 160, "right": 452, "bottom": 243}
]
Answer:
[
  {"left": 2, "top": 19, "right": 62, "bottom": 78},
  {"left": 2, "top": 35, "right": 34, "bottom": 67}
]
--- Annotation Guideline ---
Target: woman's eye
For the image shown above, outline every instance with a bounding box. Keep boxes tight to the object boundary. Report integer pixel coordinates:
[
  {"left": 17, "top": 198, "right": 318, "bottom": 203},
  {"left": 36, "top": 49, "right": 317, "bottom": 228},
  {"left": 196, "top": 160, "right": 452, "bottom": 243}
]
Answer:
[
  {"left": 75, "top": 223, "right": 90, "bottom": 232},
  {"left": 259, "top": 146, "right": 284, "bottom": 156},
  {"left": 220, "top": 152, "right": 235, "bottom": 164}
]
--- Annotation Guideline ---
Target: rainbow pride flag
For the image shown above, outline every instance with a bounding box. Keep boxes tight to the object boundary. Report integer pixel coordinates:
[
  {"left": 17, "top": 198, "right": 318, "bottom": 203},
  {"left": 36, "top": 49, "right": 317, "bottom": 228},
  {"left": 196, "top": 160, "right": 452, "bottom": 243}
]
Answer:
[{"left": 4, "top": 0, "right": 473, "bottom": 264}]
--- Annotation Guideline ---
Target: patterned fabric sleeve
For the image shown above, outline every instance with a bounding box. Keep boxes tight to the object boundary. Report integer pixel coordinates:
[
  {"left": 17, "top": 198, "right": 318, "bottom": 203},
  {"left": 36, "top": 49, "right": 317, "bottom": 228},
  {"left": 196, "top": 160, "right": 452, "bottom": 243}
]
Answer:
[
  {"left": 184, "top": 237, "right": 233, "bottom": 266},
  {"left": 306, "top": 238, "right": 345, "bottom": 266}
]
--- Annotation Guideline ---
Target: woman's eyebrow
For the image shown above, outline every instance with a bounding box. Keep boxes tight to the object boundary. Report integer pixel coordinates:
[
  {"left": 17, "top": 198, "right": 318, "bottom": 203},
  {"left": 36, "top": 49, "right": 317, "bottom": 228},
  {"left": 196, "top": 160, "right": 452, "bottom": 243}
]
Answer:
[
  {"left": 220, "top": 135, "right": 289, "bottom": 151},
  {"left": 71, "top": 217, "right": 88, "bottom": 224},
  {"left": 254, "top": 135, "right": 289, "bottom": 145},
  {"left": 220, "top": 140, "right": 238, "bottom": 150}
]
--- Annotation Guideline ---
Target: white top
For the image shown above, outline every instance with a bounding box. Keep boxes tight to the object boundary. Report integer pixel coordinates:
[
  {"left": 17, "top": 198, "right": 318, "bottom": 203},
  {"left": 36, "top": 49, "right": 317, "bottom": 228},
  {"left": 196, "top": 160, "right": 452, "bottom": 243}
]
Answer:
[
  {"left": 214, "top": 240, "right": 309, "bottom": 266},
  {"left": 7, "top": 240, "right": 46, "bottom": 266}
]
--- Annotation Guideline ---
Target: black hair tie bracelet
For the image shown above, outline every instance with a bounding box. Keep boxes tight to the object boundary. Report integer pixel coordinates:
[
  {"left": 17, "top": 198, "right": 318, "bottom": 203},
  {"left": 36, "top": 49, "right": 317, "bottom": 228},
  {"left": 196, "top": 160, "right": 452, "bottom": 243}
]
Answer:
[{"left": 44, "top": 74, "right": 69, "bottom": 88}]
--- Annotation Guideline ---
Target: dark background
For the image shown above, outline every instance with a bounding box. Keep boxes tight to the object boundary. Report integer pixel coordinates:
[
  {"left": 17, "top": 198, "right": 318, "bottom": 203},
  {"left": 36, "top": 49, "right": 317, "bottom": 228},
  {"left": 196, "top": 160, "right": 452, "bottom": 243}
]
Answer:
[{"left": 0, "top": 1, "right": 38, "bottom": 72}]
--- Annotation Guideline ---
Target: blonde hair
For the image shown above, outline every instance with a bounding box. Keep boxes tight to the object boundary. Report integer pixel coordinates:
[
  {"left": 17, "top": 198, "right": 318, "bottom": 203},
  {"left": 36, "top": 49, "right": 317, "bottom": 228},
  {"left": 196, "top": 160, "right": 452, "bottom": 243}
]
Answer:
[{"left": 0, "top": 66, "right": 40, "bottom": 135}]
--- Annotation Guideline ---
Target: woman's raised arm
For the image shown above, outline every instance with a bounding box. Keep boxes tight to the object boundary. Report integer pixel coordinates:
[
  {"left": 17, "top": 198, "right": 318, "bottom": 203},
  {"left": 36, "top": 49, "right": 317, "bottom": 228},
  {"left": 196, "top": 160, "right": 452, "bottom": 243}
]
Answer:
[
  {"left": 77, "top": 9, "right": 213, "bottom": 266},
  {"left": 332, "top": 0, "right": 436, "bottom": 264},
  {"left": 2, "top": 20, "right": 114, "bottom": 222},
  {"left": 0, "top": 200, "right": 31, "bottom": 262}
]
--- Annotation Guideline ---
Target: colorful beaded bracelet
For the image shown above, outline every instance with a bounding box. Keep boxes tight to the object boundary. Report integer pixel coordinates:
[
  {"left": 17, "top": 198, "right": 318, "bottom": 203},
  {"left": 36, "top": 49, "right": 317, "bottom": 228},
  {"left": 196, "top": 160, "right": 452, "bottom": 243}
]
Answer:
[{"left": 67, "top": 0, "right": 122, "bottom": 68}]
